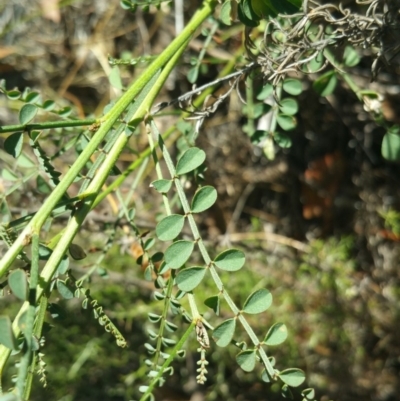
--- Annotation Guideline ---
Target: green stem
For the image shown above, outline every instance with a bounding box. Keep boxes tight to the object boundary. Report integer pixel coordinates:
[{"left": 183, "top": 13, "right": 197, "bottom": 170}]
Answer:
[
  {"left": 0, "top": 0, "right": 217, "bottom": 377},
  {"left": 15, "top": 232, "right": 40, "bottom": 399},
  {"left": 0, "top": 119, "right": 96, "bottom": 134},
  {"left": 0, "top": 0, "right": 216, "bottom": 279},
  {"left": 139, "top": 322, "right": 195, "bottom": 401}
]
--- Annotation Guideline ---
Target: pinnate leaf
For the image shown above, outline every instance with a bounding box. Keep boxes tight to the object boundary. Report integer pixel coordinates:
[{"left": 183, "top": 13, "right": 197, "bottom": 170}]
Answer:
[
  {"left": 213, "top": 318, "right": 236, "bottom": 347},
  {"left": 243, "top": 288, "right": 272, "bottom": 314},
  {"left": 175, "top": 147, "right": 206, "bottom": 175},
  {"left": 213, "top": 249, "right": 245, "bottom": 271},
  {"left": 191, "top": 186, "right": 217, "bottom": 213}
]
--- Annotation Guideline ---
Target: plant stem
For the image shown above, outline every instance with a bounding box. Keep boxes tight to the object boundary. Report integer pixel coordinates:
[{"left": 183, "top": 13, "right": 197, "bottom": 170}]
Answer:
[
  {"left": 0, "top": 119, "right": 96, "bottom": 134},
  {"left": 0, "top": 0, "right": 216, "bottom": 279},
  {"left": 139, "top": 322, "right": 195, "bottom": 401}
]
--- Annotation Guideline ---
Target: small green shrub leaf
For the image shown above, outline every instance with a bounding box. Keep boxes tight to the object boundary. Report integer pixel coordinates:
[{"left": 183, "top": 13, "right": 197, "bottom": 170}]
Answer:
[
  {"left": 187, "top": 66, "right": 199, "bottom": 84},
  {"left": 264, "top": 323, "right": 288, "bottom": 345},
  {"left": 236, "top": 350, "right": 257, "bottom": 372},
  {"left": 164, "top": 240, "right": 194, "bottom": 269},
  {"left": 69, "top": 243, "right": 87, "bottom": 260},
  {"left": 17, "top": 153, "right": 36, "bottom": 168},
  {"left": 212, "top": 318, "right": 236, "bottom": 347},
  {"left": 25, "top": 91, "right": 40, "bottom": 103},
  {"left": 382, "top": 127, "right": 400, "bottom": 161},
  {"left": 302, "top": 388, "right": 316, "bottom": 400},
  {"left": 56, "top": 280, "right": 74, "bottom": 299},
  {"left": 214, "top": 249, "right": 245, "bottom": 271},
  {"left": 156, "top": 214, "right": 185, "bottom": 241},
  {"left": 36, "top": 175, "right": 51, "bottom": 194},
  {"left": 148, "top": 313, "right": 161, "bottom": 323},
  {"left": 243, "top": 288, "right": 272, "bottom": 314},
  {"left": 191, "top": 186, "right": 217, "bottom": 213},
  {"left": 19, "top": 104, "right": 38, "bottom": 125},
  {"left": 251, "top": 0, "right": 277, "bottom": 18},
  {"left": 38, "top": 244, "right": 52, "bottom": 260},
  {"left": 175, "top": 147, "right": 206, "bottom": 175},
  {"left": 343, "top": 45, "right": 360, "bottom": 67},
  {"left": 282, "top": 79, "right": 302, "bottom": 95},
  {"left": 151, "top": 179, "right": 172, "bottom": 193},
  {"left": 4, "top": 132, "right": 24, "bottom": 158},
  {"left": 0, "top": 391, "right": 19, "bottom": 401},
  {"left": 313, "top": 70, "right": 337, "bottom": 96},
  {"left": 56, "top": 256, "right": 70, "bottom": 275},
  {"left": 109, "top": 66, "right": 124, "bottom": 90},
  {"left": 281, "top": 384, "right": 293, "bottom": 398},
  {"left": 274, "top": 132, "right": 292, "bottom": 148},
  {"left": 219, "top": 0, "right": 233, "bottom": 25},
  {"left": 270, "top": 0, "right": 301, "bottom": 14},
  {"left": 276, "top": 114, "right": 296, "bottom": 131},
  {"left": 278, "top": 98, "right": 298, "bottom": 115},
  {"left": 7, "top": 90, "right": 21, "bottom": 100},
  {"left": 0, "top": 316, "right": 18, "bottom": 350},
  {"left": 8, "top": 269, "right": 28, "bottom": 301},
  {"left": 278, "top": 368, "right": 306, "bottom": 387},
  {"left": 257, "top": 83, "right": 273, "bottom": 100},
  {"left": 2, "top": 169, "right": 18, "bottom": 181},
  {"left": 42, "top": 100, "right": 55, "bottom": 111},
  {"left": 176, "top": 266, "right": 206, "bottom": 292},
  {"left": 204, "top": 295, "right": 220, "bottom": 315}
]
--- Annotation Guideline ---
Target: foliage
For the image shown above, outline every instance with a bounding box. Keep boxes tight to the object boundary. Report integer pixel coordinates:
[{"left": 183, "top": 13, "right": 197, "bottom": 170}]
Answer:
[{"left": 0, "top": 0, "right": 400, "bottom": 400}]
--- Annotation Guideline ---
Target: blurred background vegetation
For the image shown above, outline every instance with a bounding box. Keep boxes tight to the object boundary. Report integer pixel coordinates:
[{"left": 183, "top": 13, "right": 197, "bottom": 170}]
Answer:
[{"left": 1, "top": 0, "right": 400, "bottom": 400}]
